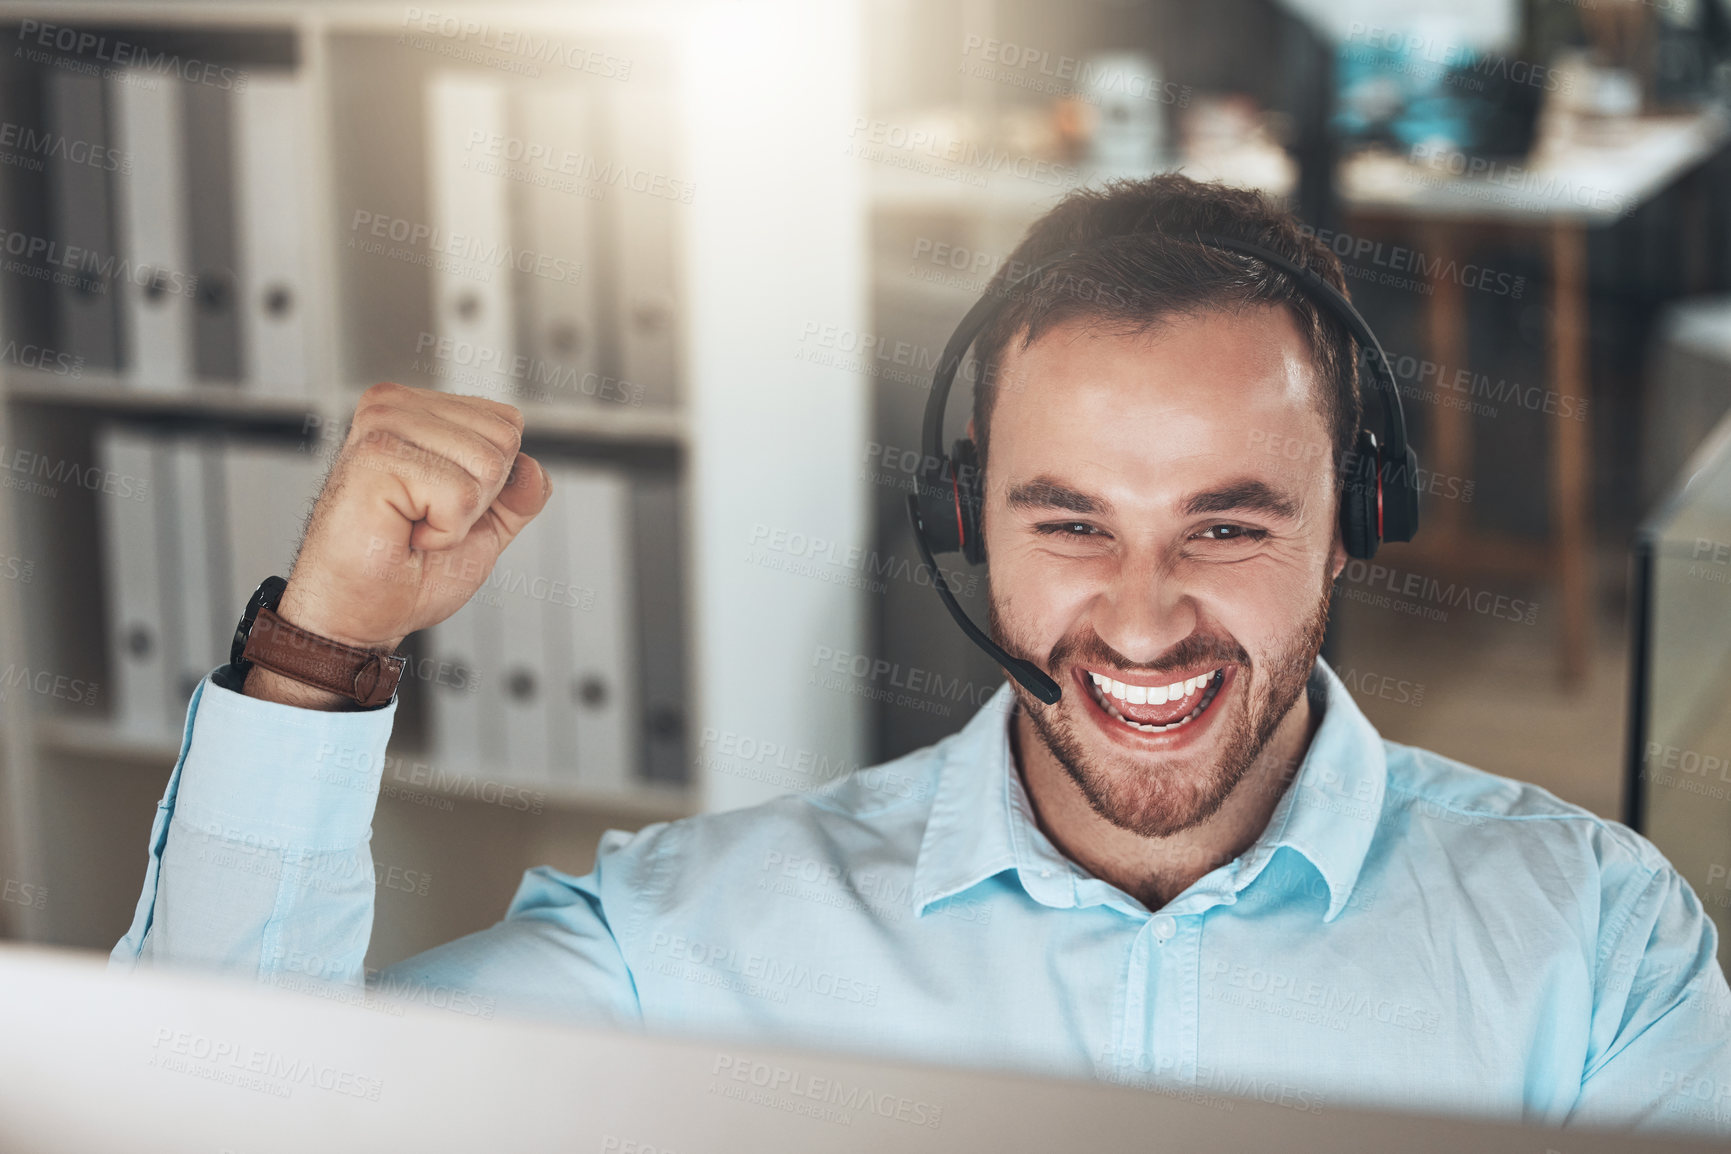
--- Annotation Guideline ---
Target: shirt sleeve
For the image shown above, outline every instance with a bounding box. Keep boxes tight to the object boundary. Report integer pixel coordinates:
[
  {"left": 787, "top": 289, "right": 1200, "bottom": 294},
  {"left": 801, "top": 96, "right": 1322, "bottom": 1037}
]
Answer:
[
  {"left": 1567, "top": 858, "right": 1731, "bottom": 1139},
  {"left": 108, "top": 667, "right": 646, "bottom": 1030},
  {"left": 110, "top": 666, "right": 399, "bottom": 982}
]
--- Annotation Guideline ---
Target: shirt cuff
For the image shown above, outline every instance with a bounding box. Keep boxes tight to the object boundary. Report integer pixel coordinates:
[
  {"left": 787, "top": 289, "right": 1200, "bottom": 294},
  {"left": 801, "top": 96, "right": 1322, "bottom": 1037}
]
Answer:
[{"left": 169, "top": 664, "right": 399, "bottom": 852}]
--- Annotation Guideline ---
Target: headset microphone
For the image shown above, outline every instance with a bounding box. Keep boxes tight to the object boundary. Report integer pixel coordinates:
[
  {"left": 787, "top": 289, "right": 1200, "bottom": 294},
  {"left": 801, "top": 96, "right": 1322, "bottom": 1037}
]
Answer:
[
  {"left": 905, "top": 229, "right": 1420, "bottom": 708},
  {"left": 907, "top": 491, "right": 1062, "bottom": 704}
]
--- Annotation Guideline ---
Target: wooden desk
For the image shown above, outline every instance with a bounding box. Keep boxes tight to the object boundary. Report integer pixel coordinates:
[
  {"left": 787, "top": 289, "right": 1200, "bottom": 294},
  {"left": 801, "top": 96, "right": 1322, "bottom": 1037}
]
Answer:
[{"left": 1338, "top": 110, "right": 1731, "bottom": 686}]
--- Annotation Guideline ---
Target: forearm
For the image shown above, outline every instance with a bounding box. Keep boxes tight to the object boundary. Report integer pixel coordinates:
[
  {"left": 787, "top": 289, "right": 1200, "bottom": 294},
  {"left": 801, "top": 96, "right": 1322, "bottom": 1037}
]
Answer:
[
  {"left": 111, "top": 666, "right": 397, "bottom": 984},
  {"left": 1568, "top": 863, "right": 1731, "bottom": 1137},
  {"left": 116, "top": 380, "right": 545, "bottom": 977},
  {"left": 134, "top": 813, "right": 376, "bottom": 980}
]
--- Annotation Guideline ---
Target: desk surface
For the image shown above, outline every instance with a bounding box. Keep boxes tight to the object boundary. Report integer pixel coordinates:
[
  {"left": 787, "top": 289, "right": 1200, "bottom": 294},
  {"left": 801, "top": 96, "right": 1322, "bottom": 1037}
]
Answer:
[
  {"left": 1339, "top": 109, "right": 1731, "bottom": 225},
  {"left": 866, "top": 106, "right": 1730, "bottom": 227}
]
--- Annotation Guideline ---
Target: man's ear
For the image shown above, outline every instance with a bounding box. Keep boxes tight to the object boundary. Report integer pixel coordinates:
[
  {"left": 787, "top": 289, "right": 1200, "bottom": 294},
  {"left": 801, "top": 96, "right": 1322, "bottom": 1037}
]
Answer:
[{"left": 1328, "top": 521, "right": 1349, "bottom": 581}]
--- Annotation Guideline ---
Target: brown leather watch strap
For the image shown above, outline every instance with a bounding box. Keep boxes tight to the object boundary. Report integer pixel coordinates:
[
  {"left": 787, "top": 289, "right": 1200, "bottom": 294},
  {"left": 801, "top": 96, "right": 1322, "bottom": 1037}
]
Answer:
[{"left": 240, "top": 607, "right": 406, "bottom": 708}]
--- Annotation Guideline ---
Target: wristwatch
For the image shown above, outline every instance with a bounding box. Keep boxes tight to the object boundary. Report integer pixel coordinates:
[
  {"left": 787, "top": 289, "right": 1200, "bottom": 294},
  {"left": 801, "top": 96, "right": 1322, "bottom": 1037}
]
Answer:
[{"left": 230, "top": 575, "right": 406, "bottom": 708}]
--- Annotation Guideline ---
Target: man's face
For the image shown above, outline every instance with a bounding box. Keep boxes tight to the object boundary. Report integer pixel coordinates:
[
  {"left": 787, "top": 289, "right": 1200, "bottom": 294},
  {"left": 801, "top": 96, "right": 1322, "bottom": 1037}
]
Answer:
[{"left": 983, "top": 306, "right": 1346, "bottom": 838}]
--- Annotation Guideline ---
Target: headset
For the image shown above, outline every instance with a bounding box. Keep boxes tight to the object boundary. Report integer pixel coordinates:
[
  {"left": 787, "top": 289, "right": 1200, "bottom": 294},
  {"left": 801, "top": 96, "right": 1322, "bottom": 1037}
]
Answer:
[{"left": 906, "top": 230, "right": 1421, "bottom": 706}]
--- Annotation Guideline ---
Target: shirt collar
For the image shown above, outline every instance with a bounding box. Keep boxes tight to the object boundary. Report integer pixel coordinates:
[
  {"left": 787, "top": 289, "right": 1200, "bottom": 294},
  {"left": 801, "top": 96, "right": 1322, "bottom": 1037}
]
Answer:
[{"left": 910, "top": 657, "right": 1387, "bottom": 923}]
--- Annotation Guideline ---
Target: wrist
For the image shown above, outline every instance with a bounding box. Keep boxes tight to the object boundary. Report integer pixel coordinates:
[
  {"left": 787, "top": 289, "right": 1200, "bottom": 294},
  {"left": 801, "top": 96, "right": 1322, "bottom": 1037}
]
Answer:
[
  {"left": 276, "top": 581, "right": 406, "bottom": 654},
  {"left": 242, "top": 665, "right": 368, "bottom": 712},
  {"left": 233, "top": 576, "right": 406, "bottom": 711}
]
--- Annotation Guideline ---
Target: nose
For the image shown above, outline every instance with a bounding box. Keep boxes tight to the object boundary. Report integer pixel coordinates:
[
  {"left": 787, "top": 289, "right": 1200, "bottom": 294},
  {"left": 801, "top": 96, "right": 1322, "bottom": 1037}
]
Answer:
[{"left": 1088, "top": 547, "right": 1195, "bottom": 665}]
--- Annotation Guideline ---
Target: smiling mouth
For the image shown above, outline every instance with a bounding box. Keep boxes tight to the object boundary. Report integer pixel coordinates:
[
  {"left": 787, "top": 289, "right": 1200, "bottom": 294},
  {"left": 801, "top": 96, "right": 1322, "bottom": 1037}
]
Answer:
[{"left": 1084, "top": 667, "right": 1227, "bottom": 734}]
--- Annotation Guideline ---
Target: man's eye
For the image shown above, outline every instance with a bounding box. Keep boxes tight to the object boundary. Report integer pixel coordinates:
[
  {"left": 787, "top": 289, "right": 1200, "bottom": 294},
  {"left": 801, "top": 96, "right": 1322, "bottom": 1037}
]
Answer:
[
  {"left": 1036, "top": 522, "right": 1099, "bottom": 537},
  {"left": 1196, "top": 524, "right": 1267, "bottom": 542}
]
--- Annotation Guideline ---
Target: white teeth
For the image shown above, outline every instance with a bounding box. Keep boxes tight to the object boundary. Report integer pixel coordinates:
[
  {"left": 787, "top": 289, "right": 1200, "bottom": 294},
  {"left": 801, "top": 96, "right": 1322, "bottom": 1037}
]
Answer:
[
  {"left": 1085, "top": 666, "right": 1226, "bottom": 735},
  {"left": 1087, "top": 668, "right": 1223, "bottom": 710}
]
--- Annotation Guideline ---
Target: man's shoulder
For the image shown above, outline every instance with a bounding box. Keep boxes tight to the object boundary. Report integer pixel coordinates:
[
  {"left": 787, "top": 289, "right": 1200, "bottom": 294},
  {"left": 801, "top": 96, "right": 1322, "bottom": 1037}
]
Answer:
[
  {"left": 1377, "top": 738, "right": 1668, "bottom": 878},
  {"left": 602, "top": 734, "right": 954, "bottom": 875}
]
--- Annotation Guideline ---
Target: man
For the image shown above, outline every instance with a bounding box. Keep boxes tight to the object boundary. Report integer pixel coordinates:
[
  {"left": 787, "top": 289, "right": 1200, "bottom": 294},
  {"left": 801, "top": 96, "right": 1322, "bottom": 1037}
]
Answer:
[{"left": 114, "top": 175, "right": 1730, "bottom": 1136}]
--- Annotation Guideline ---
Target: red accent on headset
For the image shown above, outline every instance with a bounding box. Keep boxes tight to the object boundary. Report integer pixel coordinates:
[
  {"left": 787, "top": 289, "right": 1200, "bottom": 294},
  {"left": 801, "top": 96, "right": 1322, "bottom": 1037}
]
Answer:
[
  {"left": 952, "top": 470, "right": 966, "bottom": 550},
  {"left": 1375, "top": 447, "right": 1384, "bottom": 539}
]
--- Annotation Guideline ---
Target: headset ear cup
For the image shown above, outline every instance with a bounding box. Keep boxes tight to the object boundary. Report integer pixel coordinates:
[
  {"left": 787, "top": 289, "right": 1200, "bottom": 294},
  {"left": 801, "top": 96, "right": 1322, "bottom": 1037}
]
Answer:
[
  {"left": 915, "top": 455, "right": 961, "bottom": 556},
  {"left": 1340, "top": 431, "right": 1380, "bottom": 560},
  {"left": 1384, "top": 445, "right": 1421, "bottom": 544},
  {"left": 951, "top": 439, "right": 986, "bottom": 566}
]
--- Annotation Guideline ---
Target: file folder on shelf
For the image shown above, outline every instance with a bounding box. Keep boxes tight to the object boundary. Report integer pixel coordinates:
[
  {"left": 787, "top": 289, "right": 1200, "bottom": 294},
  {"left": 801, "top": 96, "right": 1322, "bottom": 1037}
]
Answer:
[
  {"left": 492, "top": 500, "right": 557, "bottom": 785},
  {"left": 233, "top": 73, "right": 314, "bottom": 399},
  {"left": 161, "top": 434, "right": 228, "bottom": 712},
  {"left": 44, "top": 71, "right": 121, "bottom": 372},
  {"left": 425, "top": 72, "right": 514, "bottom": 403},
  {"left": 545, "top": 464, "right": 639, "bottom": 795},
  {"left": 182, "top": 79, "right": 242, "bottom": 383},
  {"left": 602, "top": 89, "right": 680, "bottom": 407},
  {"left": 109, "top": 70, "right": 191, "bottom": 391},
  {"left": 511, "top": 86, "right": 601, "bottom": 406},
  {"left": 633, "top": 471, "right": 687, "bottom": 786},
  {"left": 427, "top": 590, "right": 494, "bottom": 777},
  {"left": 94, "top": 427, "right": 172, "bottom": 733}
]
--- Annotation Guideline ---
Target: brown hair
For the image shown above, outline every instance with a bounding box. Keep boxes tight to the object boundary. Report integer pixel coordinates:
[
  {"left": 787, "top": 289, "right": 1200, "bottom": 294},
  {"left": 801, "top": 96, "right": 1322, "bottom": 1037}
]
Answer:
[{"left": 970, "top": 173, "right": 1362, "bottom": 494}]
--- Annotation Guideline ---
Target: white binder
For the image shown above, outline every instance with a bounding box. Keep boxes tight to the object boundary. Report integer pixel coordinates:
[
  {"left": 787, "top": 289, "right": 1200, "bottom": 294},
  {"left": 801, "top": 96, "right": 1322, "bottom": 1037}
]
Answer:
[
  {"left": 94, "top": 427, "right": 171, "bottom": 733},
  {"left": 425, "top": 72, "right": 514, "bottom": 402},
  {"left": 427, "top": 593, "right": 494, "bottom": 775},
  {"left": 233, "top": 73, "right": 313, "bottom": 398},
  {"left": 109, "top": 71, "right": 191, "bottom": 391},
  {"left": 491, "top": 505, "right": 557, "bottom": 784},
  {"left": 162, "top": 435, "right": 227, "bottom": 713},
  {"left": 44, "top": 71, "right": 121, "bottom": 372},
  {"left": 511, "top": 86, "right": 601, "bottom": 405},
  {"left": 602, "top": 89, "right": 679, "bottom": 406},
  {"left": 217, "top": 441, "right": 324, "bottom": 616},
  {"left": 181, "top": 79, "right": 241, "bottom": 383},
  {"left": 545, "top": 465, "right": 639, "bottom": 794}
]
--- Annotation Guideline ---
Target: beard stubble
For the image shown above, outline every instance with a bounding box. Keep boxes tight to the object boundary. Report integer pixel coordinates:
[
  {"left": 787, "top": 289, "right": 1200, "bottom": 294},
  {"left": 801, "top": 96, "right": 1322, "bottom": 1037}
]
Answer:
[{"left": 990, "top": 575, "right": 1333, "bottom": 839}]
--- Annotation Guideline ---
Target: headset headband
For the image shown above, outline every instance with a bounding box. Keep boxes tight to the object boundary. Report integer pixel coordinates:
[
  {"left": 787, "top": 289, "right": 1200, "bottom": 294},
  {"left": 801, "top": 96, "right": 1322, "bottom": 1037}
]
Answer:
[{"left": 922, "top": 232, "right": 1414, "bottom": 494}]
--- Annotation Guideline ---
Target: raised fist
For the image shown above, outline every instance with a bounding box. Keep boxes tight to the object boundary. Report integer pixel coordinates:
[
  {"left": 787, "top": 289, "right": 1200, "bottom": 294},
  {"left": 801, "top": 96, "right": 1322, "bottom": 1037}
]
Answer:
[{"left": 248, "top": 382, "right": 551, "bottom": 708}]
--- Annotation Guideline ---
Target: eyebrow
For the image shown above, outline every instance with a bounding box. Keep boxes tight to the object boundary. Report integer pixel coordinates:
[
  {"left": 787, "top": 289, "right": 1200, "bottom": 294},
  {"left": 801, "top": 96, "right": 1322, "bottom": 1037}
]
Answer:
[
  {"left": 1005, "top": 476, "right": 1110, "bottom": 516},
  {"left": 1004, "top": 474, "right": 1301, "bottom": 521},
  {"left": 1182, "top": 478, "right": 1301, "bottom": 521}
]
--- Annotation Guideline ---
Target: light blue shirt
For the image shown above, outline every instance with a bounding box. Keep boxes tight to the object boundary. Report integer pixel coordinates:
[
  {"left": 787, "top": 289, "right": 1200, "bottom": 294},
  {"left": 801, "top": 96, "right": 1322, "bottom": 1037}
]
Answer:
[{"left": 113, "top": 659, "right": 1731, "bottom": 1137}]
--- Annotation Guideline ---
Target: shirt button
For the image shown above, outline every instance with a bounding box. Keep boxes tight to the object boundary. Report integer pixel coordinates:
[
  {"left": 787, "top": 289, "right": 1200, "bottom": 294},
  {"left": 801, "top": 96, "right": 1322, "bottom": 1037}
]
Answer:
[
  {"left": 1151, "top": 915, "right": 1177, "bottom": 943},
  {"left": 1040, "top": 869, "right": 1052, "bottom": 879}
]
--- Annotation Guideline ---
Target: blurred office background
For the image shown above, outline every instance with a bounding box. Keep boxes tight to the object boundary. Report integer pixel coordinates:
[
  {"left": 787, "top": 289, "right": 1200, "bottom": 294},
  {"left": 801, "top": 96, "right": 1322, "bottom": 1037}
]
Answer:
[{"left": 0, "top": 0, "right": 1729, "bottom": 975}]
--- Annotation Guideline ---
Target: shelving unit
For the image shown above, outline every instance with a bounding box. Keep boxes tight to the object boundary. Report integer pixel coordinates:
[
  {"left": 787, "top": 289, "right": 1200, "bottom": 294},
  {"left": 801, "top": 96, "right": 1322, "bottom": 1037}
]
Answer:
[
  {"left": 7, "top": 369, "right": 689, "bottom": 444},
  {"left": 31, "top": 713, "right": 695, "bottom": 819},
  {"left": 6, "top": 370, "right": 320, "bottom": 421},
  {"left": 0, "top": 0, "right": 868, "bottom": 962}
]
